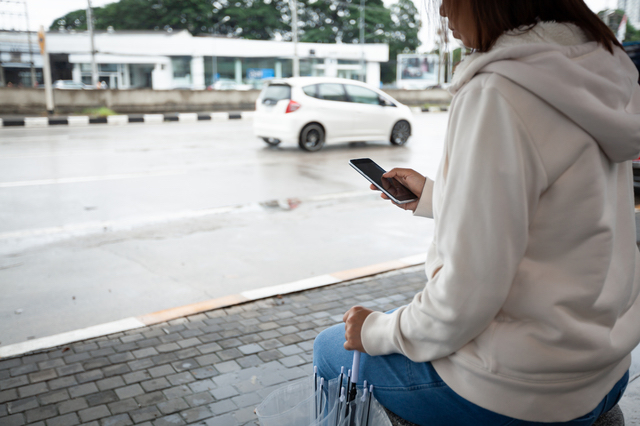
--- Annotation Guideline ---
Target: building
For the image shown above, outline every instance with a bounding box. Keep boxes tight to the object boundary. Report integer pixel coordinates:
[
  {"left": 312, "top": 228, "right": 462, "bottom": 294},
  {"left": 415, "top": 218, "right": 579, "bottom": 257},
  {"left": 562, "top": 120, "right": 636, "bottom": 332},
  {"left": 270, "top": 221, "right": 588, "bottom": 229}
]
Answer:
[
  {"left": 619, "top": 0, "right": 640, "bottom": 29},
  {"left": 0, "top": 29, "right": 388, "bottom": 89}
]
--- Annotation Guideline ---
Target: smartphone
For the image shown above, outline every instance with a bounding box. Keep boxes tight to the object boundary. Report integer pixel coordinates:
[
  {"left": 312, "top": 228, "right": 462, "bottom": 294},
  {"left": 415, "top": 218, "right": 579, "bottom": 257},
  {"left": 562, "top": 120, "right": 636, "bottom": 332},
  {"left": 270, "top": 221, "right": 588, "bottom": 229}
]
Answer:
[{"left": 349, "top": 158, "right": 418, "bottom": 204}]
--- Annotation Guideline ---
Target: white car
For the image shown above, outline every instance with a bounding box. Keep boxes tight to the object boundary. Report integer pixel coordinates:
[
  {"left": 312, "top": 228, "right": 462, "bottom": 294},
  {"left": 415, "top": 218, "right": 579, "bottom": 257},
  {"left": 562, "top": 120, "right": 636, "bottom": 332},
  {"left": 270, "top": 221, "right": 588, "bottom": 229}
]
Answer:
[
  {"left": 253, "top": 77, "right": 413, "bottom": 152},
  {"left": 53, "top": 80, "right": 87, "bottom": 90}
]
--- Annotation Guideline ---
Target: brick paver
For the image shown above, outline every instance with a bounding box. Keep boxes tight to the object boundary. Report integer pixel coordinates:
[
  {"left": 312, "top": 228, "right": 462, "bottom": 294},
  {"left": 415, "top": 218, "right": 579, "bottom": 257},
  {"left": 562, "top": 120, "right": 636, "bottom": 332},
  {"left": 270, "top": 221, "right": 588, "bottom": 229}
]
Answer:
[
  {"left": 2, "top": 266, "right": 636, "bottom": 425},
  {"left": 0, "top": 267, "right": 423, "bottom": 425}
]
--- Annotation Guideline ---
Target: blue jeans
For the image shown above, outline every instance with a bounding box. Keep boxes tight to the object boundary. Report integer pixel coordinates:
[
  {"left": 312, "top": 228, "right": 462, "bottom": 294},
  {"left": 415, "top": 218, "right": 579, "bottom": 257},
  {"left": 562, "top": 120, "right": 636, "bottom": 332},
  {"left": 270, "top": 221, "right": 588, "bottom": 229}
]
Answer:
[{"left": 313, "top": 323, "right": 629, "bottom": 426}]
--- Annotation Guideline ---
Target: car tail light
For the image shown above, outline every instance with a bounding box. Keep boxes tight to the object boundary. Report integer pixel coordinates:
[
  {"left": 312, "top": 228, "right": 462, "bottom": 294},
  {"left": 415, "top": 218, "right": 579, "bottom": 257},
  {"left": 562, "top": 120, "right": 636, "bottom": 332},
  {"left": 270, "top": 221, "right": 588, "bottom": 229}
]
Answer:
[{"left": 285, "top": 100, "right": 301, "bottom": 113}]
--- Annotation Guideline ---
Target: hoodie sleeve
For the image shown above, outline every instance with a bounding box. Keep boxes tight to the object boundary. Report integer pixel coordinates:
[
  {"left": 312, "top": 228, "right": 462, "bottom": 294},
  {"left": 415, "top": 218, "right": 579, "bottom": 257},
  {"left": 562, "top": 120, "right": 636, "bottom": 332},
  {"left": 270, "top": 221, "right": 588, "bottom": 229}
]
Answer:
[
  {"left": 413, "top": 178, "right": 434, "bottom": 218},
  {"left": 361, "top": 85, "right": 547, "bottom": 361}
]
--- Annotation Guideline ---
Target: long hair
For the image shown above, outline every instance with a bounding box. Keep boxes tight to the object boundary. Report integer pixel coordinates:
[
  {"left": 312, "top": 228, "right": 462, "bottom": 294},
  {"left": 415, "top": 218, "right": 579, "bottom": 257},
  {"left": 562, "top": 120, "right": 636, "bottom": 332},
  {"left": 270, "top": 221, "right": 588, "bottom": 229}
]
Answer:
[{"left": 439, "top": 0, "right": 622, "bottom": 53}]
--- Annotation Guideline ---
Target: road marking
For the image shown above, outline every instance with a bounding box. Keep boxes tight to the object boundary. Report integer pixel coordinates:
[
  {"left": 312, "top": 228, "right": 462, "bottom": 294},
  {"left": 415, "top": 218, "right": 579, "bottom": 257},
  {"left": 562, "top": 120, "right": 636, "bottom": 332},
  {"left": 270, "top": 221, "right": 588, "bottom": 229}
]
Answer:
[
  {"left": 0, "top": 169, "right": 186, "bottom": 188},
  {"left": 68, "top": 116, "right": 90, "bottom": 126},
  {"left": 24, "top": 117, "right": 49, "bottom": 127},
  {"left": 0, "top": 190, "right": 373, "bottom": 243},
  {"left": 178, "top": 113, "right": 198, "bottom": 122},
  {"left": 0, "top": 205, "right": 245, "bottom": 241},
  {"left": 107, "top": 115, "right": 129, "bottom": 125}
]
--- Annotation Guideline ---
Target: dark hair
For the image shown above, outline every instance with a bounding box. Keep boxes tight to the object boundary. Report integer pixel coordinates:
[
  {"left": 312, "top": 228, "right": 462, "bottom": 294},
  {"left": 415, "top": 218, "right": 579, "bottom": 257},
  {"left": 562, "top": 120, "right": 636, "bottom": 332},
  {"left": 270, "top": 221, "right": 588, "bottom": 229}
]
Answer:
[{"left": 445, "top": 0, "right": 622, "bottom": 53}]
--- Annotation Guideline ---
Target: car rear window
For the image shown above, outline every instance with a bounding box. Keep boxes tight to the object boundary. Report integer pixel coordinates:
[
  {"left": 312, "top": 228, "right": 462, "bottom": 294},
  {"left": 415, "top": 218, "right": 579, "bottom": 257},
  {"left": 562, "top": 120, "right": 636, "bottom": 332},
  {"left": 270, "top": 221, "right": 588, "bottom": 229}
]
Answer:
[{"left": 262, "top": 84, "right": 291, "bottom": 102}]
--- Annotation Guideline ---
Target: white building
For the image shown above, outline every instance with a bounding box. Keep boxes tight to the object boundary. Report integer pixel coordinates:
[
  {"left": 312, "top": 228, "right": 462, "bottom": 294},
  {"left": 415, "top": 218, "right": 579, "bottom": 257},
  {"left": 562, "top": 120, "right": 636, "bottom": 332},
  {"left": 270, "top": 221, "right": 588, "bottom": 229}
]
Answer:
[
  {"left": 0, "top": 29, "right": 389, "bottom": 89},
  {"left": 619, "top": 0, "right": 640, "bottom": 30}
]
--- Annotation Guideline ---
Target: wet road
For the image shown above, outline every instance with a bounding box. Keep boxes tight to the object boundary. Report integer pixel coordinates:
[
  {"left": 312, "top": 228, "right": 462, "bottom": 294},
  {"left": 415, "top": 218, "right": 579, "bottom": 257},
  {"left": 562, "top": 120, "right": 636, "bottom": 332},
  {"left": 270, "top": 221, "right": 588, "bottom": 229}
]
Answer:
[{"left": 0, "top": 113, "right": 448, "bottom": 346}]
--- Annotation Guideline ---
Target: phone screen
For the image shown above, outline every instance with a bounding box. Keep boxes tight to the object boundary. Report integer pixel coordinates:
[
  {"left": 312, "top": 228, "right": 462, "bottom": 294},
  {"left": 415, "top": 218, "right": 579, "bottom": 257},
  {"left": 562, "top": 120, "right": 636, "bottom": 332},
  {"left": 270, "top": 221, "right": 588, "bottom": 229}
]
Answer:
[{"left": 349, "top": 158, "right": 418, "bottom": 204}]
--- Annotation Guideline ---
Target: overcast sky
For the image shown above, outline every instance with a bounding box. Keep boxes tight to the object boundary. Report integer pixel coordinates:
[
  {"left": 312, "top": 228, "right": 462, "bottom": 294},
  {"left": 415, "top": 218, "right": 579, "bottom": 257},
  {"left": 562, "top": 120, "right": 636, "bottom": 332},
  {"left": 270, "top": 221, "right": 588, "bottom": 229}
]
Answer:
[{"left": 1, "top": 0, "right": 619, "bottom": 49}]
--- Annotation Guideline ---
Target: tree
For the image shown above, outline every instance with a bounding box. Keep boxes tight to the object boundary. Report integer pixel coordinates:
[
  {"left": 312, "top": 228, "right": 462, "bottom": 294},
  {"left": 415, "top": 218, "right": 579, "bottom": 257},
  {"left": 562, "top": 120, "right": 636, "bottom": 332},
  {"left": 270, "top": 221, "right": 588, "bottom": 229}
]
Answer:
[
  {"left": 296, "top": 0, "right": 420, "bottom": 82},
  {"left": 383, "top": 0, "right": 420, "bottom": 83},
  {"left": 625, "top": 21, "right": 640, "bottom": 42},
  {"left": 596, "top": 9, "right": 640, "bottom": 43},
  {"left": 50, "top": 0, "right": 287, "bottom": 38}
]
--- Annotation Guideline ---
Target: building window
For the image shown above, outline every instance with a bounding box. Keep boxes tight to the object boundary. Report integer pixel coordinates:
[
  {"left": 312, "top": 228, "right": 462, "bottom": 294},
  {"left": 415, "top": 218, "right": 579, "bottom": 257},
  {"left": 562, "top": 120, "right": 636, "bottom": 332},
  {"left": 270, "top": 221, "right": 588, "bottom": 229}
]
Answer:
[
  {"left": 216, "top": 57, "right": 236, "bottom": 81},
  {"left": 99, "top": 63, "right": 117, "bottom": 72},
  {"left": 171, "top": 56, "right": 191, "bottom": 79}
]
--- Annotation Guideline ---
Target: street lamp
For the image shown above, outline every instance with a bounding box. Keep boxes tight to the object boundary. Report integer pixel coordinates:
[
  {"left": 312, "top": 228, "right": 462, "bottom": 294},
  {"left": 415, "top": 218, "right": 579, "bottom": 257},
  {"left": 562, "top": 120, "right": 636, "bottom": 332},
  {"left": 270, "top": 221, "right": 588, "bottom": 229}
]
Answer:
[
  {"left": 291, "top": 0, "right": 299, "bottom": 77},
  {"left": 86, "top": 0, "right": 98, "bottom": 87},
  {"left": 359, "top": 0, "right": 365, "bottom": 82},
  {"left": 210, "top": 16, "right": 230, "bottom": 86}
]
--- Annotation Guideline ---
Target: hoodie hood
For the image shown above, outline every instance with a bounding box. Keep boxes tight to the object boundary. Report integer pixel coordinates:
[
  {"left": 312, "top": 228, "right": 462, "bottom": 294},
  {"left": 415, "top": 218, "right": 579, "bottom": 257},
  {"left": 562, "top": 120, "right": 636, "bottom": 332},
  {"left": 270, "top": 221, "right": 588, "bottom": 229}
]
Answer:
[{"left": 450, "top": 22, "right": 640, "bottom": 163}]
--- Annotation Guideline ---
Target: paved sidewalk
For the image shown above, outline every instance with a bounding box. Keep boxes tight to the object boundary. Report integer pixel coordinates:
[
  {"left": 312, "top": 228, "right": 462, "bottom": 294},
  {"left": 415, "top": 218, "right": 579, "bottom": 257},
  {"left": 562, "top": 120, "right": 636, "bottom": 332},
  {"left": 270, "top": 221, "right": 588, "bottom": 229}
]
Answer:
[{"left": 0, "top": 266, "right": 638, "bottom": 426}]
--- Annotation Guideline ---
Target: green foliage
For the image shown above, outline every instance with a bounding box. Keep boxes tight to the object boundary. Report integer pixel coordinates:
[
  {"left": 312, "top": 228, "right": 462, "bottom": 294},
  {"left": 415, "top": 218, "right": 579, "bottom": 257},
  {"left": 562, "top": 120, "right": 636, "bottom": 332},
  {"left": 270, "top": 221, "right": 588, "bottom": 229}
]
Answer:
[
  {"left": 50, "top": 0, "right": 421, "bottom": 83},
  {"left": 595, "top": 9, "right": 640, "bottom": 43},
  {"left": 80, "top": 107, "right": 117, "bottom": 116},
  {"left": 382, "top": 0, "right": 420, "bottom": 83},
  {"left": 626, "top": 22, "right": 640, "bottom": 42}
]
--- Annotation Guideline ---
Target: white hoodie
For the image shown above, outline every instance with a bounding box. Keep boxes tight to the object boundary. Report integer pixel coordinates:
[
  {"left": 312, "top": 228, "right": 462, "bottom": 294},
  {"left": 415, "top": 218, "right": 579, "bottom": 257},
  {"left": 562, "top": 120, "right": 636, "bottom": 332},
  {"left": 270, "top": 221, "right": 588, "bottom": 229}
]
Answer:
[{"left": 361, "top": 22, "right": 640, "bottom": 422}]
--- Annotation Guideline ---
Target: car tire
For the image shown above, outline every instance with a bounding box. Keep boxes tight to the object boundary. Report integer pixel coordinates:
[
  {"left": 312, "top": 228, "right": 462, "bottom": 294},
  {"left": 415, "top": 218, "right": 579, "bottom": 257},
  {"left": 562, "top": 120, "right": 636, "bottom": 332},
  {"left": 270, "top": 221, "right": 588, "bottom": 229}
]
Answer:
[
  {"left": 390, "top": 120, "right": 411, "bottom": 146},
  {"left": 299, "top": 124, "right": 325, "bottom": 152},
  {"left": 262, "top": 137, "right": 281, "bottom": 146}
]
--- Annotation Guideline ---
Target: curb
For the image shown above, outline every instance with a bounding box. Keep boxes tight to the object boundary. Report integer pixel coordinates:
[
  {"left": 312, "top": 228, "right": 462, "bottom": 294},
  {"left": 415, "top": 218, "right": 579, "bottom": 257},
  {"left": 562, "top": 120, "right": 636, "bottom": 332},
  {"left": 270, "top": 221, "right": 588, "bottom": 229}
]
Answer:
[
  {"left": 0, "top": 253, "right": 426, "bottom": 360},
  {"left": 0, "top": 111, "right": 251, "bottom": 128},
  {"left": 0, "top": 108, "right": 443, "bottom": 128},
  {"left": 411, "top": 106, "right": 449, "bottom": 113}
]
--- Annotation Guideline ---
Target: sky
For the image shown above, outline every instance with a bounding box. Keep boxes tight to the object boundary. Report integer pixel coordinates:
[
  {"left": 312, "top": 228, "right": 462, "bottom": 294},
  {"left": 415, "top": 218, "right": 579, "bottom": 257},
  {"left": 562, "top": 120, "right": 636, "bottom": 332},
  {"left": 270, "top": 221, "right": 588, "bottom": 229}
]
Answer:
[{"left": 1, "top": 0, "right": 619, "bottom": 45}]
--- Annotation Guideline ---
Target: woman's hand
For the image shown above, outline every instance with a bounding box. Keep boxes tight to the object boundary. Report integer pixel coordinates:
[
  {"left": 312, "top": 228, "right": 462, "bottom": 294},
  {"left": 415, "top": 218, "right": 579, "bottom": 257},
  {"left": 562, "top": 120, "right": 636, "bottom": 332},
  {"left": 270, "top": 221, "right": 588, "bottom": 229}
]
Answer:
[
  {"left": 370, "top": 168, "right": 425, "bottom": 212},
  {"left": 343, "top": 306, "right": 374, "bottom": 353}
]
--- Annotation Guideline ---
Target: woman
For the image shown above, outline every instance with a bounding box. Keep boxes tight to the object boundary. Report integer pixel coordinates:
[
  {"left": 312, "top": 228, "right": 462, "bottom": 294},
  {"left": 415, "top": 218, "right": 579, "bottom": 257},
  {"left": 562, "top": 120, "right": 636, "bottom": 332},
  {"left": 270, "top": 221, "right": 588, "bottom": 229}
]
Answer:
[{"left": 313, "top": 0, "right": 640, "bottom": 425}]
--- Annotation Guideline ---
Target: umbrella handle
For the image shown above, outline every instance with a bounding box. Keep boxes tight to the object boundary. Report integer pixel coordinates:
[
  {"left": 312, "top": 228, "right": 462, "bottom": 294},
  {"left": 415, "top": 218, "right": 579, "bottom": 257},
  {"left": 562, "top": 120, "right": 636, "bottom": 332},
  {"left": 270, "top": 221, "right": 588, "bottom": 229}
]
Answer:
[{"left": 351, "top": 351, "right": 361, "bottom": 384}]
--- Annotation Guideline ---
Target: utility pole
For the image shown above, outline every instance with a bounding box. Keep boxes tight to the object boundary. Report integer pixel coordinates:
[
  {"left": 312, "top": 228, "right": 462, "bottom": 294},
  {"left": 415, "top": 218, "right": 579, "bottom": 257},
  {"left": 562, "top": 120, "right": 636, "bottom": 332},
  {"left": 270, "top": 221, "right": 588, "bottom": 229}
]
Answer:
[
  {"left": 22, "top": 0, "right": 35, "bottom": 86},
  {"left": 359, "top": 0, "right": 365, "bottom": 81},
  {"left": 38, "top": 26, "right": 54, "bottom": 114},
  {"left": 290, "top": 0, "right": 299, "bottom": 77},
  {"left": 86, "top": 0, "right": 99, "bottom": 87}
]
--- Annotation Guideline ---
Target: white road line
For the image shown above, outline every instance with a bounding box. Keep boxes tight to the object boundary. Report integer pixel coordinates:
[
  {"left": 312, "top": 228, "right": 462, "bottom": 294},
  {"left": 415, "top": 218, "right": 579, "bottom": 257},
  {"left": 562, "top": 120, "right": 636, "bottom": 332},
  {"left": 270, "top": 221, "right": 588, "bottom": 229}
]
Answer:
[
  {"left": 0, "top": 191, "right": 376, "bottom": 242},
  {"left": 0, "top": 170, "right": 186, "bottom": 188},
  {"left": 0, "top": 205, "right": 247, "bottom": 241}
]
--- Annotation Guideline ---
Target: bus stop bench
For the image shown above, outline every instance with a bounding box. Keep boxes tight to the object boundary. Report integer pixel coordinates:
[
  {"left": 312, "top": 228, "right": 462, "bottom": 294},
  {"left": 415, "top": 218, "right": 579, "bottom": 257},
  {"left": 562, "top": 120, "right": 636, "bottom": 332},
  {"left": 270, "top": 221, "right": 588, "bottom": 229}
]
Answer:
[{"left": 385, "top": 404, "right": 624, "bottom": 426}]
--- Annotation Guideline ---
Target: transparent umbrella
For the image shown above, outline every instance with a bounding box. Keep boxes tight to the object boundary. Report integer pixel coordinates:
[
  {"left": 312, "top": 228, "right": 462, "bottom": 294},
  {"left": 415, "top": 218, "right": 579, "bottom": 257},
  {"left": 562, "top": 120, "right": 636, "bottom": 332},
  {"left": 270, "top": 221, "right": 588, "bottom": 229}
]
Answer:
[{"left": 256, "top": 351, "right": 391, "bottom": 426}]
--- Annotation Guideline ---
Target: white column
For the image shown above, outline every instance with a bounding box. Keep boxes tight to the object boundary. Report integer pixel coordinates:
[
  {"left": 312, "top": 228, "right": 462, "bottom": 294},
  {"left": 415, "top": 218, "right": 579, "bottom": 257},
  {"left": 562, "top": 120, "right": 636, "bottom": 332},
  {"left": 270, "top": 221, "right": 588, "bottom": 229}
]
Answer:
[
  {"left": 191, "top": 56, "right": 205, "bottom": 90},
  {"left": 324, "top": 58, "right": 338, "bottom": 78},
  {"left": 234, "top": 58, "right": 242, "bottom": 83},
  {"left": 72, "top": 63, "right": 82, "bottom": 83},
  {"left": 275, "top": 61, "right": 282, "bottom": 78},
  {"left": 365, "top": 62, "right": 380, "bottom": 88},
  {"left": 122, "top": 64, "right": 131, "bottom": 89},
  {"left": 152, "top": 61, "right": 172, "bottom": 90}
]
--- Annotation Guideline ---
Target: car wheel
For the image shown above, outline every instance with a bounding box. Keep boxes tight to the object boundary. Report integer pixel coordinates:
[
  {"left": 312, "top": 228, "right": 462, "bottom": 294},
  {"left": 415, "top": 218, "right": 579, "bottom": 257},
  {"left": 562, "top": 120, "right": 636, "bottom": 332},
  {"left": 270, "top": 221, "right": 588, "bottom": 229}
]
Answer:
[
  {"left": 262, "top": 137, "right": 281, "bottom": 146},
  {"left": 390, "top": 120, "right": 411, "bottom": 146},
  {"left": 299, "top": 124, "right": 325, "bottom": 152}
]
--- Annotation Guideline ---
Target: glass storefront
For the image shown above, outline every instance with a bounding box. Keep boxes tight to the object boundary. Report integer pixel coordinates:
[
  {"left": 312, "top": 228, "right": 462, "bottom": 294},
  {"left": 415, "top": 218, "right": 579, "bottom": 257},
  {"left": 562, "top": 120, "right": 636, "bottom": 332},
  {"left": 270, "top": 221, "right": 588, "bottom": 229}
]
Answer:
[
  {"left": 171, "top": 56, "right": 191, "bottom": 87},
  {"left": 73, "top": 55, "right": 368, "bottom": 90}
]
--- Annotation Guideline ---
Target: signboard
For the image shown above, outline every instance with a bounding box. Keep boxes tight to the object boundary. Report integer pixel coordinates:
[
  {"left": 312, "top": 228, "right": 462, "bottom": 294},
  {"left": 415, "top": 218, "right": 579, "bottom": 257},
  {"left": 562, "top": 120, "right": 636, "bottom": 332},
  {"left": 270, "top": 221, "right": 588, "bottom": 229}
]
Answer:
[
  {"left": 247, "top": 68, "right": 275, "bottom": 80},
  {"left": 37, "top": 28, "right": 46, "bottom": 55},
  {"left": 396, "top": 54, "right": 439, "bottom": 90}
]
